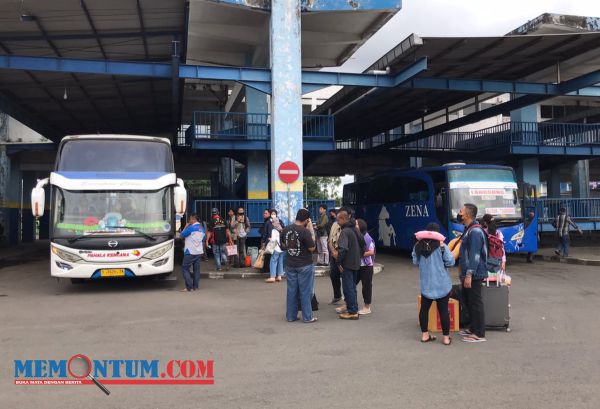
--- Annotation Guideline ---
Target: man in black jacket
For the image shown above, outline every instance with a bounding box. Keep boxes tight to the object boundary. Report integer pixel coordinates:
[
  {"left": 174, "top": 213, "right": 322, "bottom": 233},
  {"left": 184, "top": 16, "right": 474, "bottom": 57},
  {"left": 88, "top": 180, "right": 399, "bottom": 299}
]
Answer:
[{"left": 333, "top": 209, "right": 364, "bottom": 320}]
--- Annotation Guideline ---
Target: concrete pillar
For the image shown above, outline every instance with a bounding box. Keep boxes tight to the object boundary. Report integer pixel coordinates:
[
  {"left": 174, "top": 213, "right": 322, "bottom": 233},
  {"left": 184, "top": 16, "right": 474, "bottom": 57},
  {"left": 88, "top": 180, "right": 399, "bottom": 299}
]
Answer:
[
  {"left": 571, "top": 160, "right": 590, "bottom": 199},
  {"left": 247, "top": 151, "right": 269, "bottom": 199},
  {"left": 219, "top": 157, "right": 235, "bottom": 197},
  {"left": 547, "top": 166, "right": 562, "bottom": 198},
  {"left": 0, "top": 145, "right": 9, "bottom": 246},
  {"left": 510, "top": 105, "right": 539, "bottom": 145},
  {"left": 270, "top": 0, "right": 303, "bottom": 225},
  {"left": 516, "top": 158, "right": 541, "bottom": 194},
  {"left": 245, "top": 87, "right": 269, "bottom": 200}
]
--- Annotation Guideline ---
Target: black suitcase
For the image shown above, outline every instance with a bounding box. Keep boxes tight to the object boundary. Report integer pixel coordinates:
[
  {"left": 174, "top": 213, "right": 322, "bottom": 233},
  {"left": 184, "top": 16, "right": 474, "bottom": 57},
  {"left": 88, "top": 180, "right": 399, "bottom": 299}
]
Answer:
[
  {"left": 451, "top": 284, "right": 470, "bottom": 328},
  {"left": 298, "top": 293, "right": 319, "bottom": 311},
  {"left": 481, "top": 280, "right": 510, "bottom": 332}
]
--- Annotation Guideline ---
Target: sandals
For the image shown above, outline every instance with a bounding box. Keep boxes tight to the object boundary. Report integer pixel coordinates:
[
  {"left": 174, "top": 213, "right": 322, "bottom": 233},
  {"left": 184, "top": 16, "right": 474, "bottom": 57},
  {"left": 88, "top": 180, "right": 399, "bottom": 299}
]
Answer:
[
  {"left": 265, "top": 278, "right": 276, "bottom": 283},
  {"left": 275, "top": 276, "right": 282, "bottom": 282},
  {"left": 420, "top": 334, "right": 437, "bottom": 343},
  {"left": 443, "top": 338, "right": 452, "bottom": 346},
  {"left": 335, "top": 306, "right": 347, "bottom": 314}
]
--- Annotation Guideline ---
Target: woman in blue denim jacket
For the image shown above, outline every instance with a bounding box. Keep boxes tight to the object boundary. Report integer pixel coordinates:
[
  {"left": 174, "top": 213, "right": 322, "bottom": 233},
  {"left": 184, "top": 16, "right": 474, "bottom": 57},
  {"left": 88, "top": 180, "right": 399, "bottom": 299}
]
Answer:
[{"left": 412, "top": 222, "right": 455, "bottom": 345}]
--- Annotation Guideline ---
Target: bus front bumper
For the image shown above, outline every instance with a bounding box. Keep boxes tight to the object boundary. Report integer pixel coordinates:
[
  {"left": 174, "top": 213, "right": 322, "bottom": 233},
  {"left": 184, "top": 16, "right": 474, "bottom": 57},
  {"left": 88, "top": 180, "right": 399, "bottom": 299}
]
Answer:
[{"left": 50, "top": 244, "right": 175, "bottom": 279}]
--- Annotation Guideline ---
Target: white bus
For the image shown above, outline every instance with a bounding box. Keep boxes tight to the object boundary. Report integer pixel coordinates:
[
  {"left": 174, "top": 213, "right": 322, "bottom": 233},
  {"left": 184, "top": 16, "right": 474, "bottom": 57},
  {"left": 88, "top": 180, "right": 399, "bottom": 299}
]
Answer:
[{"left": 31, "top": 135, "right": 186, "bottom": 283}]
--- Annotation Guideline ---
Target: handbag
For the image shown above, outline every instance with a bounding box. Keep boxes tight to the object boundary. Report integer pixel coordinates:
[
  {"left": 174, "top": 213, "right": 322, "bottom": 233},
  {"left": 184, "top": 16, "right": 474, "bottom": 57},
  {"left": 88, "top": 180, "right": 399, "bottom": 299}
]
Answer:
[
  {"left": 253, "top": 250, "right": 265, "bottom": 269},
  {"left": 225, "top": 244, "right": 238, "bottom": 257},
  {"left": 264, "top": 239, "right": 278, "bottom": 255}
]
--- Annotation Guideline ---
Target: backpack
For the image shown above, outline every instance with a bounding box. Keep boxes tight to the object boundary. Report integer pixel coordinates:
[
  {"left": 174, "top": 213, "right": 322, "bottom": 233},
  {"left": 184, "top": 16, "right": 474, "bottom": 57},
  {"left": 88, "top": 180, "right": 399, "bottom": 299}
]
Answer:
[{"left": 483, "top": 230, "right": 504, "bottom": 272}]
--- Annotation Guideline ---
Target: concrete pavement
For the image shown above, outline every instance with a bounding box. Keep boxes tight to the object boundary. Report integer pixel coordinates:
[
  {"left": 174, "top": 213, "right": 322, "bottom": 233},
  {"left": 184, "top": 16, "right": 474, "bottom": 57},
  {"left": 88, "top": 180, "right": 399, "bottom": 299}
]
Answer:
[{"left": 1, "top": 253, "right": 600, "bottom": 408}]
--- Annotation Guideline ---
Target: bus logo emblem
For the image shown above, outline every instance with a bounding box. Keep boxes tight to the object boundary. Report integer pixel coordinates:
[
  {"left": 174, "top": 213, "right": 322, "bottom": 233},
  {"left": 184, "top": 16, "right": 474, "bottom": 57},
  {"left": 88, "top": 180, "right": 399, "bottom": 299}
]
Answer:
[{"left": 108, "top": 241, "right": 118, "bottom": 248}]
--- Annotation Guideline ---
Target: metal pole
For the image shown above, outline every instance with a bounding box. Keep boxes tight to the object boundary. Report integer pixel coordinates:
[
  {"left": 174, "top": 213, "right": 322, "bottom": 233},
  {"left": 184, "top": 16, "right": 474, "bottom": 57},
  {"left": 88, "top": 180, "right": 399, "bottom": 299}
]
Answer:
[{"left": 287, "top": 183, "right": 291, "bottom": 224}]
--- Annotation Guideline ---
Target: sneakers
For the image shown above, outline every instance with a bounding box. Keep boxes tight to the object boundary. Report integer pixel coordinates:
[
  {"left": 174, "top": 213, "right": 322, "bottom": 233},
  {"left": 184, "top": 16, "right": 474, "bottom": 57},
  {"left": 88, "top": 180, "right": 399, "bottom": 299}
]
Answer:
[
  {"left": 554, "top": 250, "right": 560, "bottom": 256},
  {"left": 339, "top": 312, "right": 359, "bottom": 320},
  {"left": 462, "top": 336, "right": 487, "bottom": 343},
  {"left": 335, "top": 306, "right": 347, "bottom": 314},
  {"left": 458, "top": 329, "right": 473, "bottom": 337},
  {"left": 358, "top": 307, "right": 372, "bottom": 315},
  {"left": 329, "top": 297, "right": 343, "bottom": 305}
]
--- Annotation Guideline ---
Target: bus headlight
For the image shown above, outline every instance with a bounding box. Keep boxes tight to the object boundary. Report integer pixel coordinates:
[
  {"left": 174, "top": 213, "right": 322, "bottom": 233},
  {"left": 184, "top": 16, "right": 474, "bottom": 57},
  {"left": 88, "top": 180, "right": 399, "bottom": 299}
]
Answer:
[
  {"left": 51, "top": 245, "right": 83, "bottom": 263},
  {"left": 143, "top": 242, "right": 173, "bottom": 260}
]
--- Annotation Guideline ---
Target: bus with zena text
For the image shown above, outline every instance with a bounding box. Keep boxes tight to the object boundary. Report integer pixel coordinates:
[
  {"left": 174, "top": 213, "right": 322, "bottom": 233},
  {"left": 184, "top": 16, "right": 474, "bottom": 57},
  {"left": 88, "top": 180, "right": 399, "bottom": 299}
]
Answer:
[
  {"left": 31, "top": 135, "right": 187, "bottom": 283},
  {"left": 342, "top": 163, "right": 537, "bottom": 254}
]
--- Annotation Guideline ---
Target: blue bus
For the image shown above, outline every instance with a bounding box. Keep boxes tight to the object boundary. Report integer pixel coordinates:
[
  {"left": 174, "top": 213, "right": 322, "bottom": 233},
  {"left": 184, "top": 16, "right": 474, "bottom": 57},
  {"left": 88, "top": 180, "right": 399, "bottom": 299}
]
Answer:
[{"left": 342, "top": 164, "right": 537, "bottom": 254}]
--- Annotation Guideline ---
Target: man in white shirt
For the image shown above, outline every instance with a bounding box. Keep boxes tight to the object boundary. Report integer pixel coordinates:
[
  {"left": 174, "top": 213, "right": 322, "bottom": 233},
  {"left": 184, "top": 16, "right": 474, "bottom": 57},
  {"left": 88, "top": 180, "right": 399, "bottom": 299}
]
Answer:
[{"left": 180, "top": 213, "right": 205, "bottom": 292}]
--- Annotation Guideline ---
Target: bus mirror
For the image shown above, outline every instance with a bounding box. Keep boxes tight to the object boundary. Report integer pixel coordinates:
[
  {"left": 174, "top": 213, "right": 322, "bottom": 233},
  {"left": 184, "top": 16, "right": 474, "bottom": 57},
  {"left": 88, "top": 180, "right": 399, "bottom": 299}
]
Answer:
[
  {"left": 174, "top": 179, "right": 187, "bottom": 214},
  {"left": 31, "top": 187, "right": 45, "bottom": 218}
]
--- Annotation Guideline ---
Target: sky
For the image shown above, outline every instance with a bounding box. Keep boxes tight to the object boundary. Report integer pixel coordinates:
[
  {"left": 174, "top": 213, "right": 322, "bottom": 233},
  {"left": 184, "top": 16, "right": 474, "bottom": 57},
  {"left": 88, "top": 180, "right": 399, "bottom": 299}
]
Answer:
[
  {"left": 333, "top": 0, "right": 600, "bottom": 191},
  {"left": 340, "top": 0, "right": 600, "bottom": 73}
]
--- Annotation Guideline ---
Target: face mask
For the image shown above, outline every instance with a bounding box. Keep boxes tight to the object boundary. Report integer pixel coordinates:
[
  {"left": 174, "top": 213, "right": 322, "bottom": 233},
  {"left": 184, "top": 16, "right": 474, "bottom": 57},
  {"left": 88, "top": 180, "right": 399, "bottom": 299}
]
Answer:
[{"left": 457, "top": 213, "right": 464, "bottom": 223}]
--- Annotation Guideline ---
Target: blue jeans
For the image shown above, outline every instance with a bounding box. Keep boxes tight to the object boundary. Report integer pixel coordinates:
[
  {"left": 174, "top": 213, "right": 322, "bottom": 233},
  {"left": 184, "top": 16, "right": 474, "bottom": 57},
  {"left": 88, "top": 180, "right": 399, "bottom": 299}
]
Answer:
[
  {"left": 286, "top": 264, "right": 315, "bottom": 322},
  {"left": 270, "top": 251, "right": 285, "bottom": 278},
  {"left": 213, "top": 244, "right": 228, "bottom": 269},
  {"left": 182, "top": 254, "right": 201, "bottom": 290},
  {"left": 557, "top": 234, "right": 570, "bottom": 257},
  {"left": 341, "top": 268, "right": 359, "bottom": 314}
]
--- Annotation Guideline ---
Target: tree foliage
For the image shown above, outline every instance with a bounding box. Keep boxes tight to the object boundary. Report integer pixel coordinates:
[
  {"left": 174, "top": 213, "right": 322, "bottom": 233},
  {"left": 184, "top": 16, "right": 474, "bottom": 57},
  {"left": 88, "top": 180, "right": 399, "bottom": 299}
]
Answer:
[{"left": 304, "top": 176, "right": 342, "bottom": 204}]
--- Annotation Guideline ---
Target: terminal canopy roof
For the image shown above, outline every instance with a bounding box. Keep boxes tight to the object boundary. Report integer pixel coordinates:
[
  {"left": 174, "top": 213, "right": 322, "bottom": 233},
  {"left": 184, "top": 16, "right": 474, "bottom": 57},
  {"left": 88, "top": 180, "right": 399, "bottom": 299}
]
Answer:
[
  {"left": 316, "top": 32, "right": 600, "bottom": 140},
  {"left": 0, "top": 0, "right": 186, "bottom": 140}
]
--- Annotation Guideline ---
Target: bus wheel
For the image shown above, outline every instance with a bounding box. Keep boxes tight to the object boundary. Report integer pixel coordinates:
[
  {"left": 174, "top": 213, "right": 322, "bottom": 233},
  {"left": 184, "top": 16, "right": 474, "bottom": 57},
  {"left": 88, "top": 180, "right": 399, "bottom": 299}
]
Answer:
[{"left": 70, "top": 278, "right": 85, "bottom": 284}]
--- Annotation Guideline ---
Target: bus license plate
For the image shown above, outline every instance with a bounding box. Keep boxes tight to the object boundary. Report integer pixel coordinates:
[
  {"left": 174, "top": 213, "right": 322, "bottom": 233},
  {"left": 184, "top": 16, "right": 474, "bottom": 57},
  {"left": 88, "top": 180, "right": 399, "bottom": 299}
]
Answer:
[{"left": 100, "top": 269, "right": 125, "bottom": 277}]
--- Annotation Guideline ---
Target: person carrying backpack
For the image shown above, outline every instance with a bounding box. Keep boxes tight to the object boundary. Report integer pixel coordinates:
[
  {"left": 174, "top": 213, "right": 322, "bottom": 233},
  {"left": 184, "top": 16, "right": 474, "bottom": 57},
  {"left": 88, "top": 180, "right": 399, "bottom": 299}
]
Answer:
[
  {"left": 333, "top": 209, "right": 365, "bottom": 320},
  {"left": 413, "top": 222, "right": 455, "bottom": 345},
  {"left": 481, "top": 214, "right": 506, "bottom": 274},
  {"left": 207, "top": 208, "right": 233, "bottom": 271}
]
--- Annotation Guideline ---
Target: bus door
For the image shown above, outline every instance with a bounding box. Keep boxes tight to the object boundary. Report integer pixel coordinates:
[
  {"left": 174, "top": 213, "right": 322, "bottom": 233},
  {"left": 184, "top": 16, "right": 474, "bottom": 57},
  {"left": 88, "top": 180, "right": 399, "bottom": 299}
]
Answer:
[{"left": 430, "top": 171, "right": 449, "bottom": 236}]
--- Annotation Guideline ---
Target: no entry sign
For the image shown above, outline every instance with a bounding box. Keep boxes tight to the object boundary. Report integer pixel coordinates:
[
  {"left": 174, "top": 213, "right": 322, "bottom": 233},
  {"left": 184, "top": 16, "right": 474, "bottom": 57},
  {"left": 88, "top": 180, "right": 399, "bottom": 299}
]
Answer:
[{"left": 278, "top": 161, "right": 300, "bottom": 184}]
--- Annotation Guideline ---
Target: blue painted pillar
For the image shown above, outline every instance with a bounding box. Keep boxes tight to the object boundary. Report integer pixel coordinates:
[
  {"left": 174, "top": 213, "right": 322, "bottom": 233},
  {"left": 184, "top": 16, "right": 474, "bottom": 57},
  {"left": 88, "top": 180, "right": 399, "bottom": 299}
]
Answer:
[
  {"left": 571, "top": 160, "right": 590, "bottom": 199},
  {"left": 246, "top": 87, "right": 270, "bottom": 200},
  {"left": 512, "top": 105, "right": 541, "bottom": 194},
  {"left": 270, "top": 0, "right": 303, "bottom": 225},
  {"left": 510, "top": 104, "right": 539, "bottom": 145}
]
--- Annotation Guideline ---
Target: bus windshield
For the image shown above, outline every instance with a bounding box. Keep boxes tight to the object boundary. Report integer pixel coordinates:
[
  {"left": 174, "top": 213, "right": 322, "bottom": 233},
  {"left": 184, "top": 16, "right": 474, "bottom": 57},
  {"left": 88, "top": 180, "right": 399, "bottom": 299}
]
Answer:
[
  {"left": 448, "top": 168, "right": 521, "bottom": 220},
  {"left": 57, "top": 139, "right": 173, "bottom": 172},
  {"left": 52, "top": 188, "right": 173, "bottom": 238}
]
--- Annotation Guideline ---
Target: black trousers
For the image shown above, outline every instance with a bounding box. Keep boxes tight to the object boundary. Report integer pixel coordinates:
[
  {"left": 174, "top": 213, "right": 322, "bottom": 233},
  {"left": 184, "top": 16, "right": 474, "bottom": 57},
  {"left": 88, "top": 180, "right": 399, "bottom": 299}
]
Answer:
[
  {"left": 419, "top": 293, "right": 450, "bottom": 336},
  {"left": 329, "top": 256, "right": 342, "bottom": 300},
  {"left": 463, "top": 279, "right": 485, "bottom": 338},
  {"left": 355, "top": 265, "right": 373, "bottom": 305}
]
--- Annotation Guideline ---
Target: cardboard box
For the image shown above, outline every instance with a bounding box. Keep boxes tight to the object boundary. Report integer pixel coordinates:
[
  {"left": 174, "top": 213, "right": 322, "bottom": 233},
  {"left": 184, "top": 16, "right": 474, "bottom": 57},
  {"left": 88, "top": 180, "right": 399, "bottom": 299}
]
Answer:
[{"left": 417, "top": 296, "right": 460, "bottom": 333}]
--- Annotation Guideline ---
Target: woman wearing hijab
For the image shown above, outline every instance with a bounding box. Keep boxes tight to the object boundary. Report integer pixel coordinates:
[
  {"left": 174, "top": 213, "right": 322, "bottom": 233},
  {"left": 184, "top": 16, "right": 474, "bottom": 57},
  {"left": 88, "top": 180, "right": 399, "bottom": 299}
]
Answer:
[
  {"left": 266, "top": 209, "right": 286, "bottom": 283},
  {"left": 413, "top": 222, "right": 455, "bottom": 345}
]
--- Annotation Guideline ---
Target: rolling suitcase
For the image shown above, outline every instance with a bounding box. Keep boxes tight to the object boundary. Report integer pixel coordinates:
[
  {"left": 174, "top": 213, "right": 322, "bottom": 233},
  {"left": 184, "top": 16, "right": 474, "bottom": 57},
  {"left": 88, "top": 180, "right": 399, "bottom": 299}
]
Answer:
[{"left": 481, "top": 279, "right": 510, "bottom": 332}]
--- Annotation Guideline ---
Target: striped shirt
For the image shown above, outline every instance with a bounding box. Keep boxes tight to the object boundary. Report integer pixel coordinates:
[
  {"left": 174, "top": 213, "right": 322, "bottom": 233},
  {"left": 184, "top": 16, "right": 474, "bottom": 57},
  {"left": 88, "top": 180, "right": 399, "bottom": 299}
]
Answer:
[{"left": 554, "top": 214, "right": 578, "bottom": 236}]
